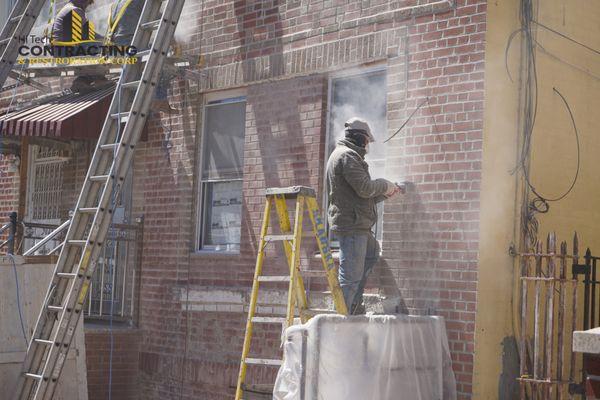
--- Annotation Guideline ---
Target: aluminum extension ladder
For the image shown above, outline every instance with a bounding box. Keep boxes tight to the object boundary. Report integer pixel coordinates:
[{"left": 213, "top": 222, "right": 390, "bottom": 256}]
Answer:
[
  {"left": 12, "top": 1, "right": 186, "bottom": 399},
  {"left": 235, "top": 186, "right": 348, "bottom": 400},
  {"left": 0, "top": 0, "right": 49, "bottom": 89}
]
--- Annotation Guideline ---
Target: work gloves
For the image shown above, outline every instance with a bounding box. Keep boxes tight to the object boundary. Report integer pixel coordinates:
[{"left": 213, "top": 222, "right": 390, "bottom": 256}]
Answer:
[{"left": 384, "top": 180, "right": 400, "bottom": 198}]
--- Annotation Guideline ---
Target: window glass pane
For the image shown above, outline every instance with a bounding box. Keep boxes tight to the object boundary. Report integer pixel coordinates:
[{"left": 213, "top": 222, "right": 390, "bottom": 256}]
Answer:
[
  {"left": 202, "top": 101, "right": 246, "bottom": 180},
  {"left": 201, "top": 180, "right": 243, "bottom": 252},
  {"left": 327, "top": 71, "right": 387, "bottom": 242}
]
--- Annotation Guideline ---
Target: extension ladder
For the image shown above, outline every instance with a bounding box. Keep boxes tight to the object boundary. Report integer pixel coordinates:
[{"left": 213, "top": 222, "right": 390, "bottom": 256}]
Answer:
[
  {"left": 0, "top": 0, "right": 48, "bottom": 90},
  {"left": 235, "top": 186, "right": 348, "bottom": 400},
  {"left": 13, "top": 1, "right": 186, "bottom": 399}
]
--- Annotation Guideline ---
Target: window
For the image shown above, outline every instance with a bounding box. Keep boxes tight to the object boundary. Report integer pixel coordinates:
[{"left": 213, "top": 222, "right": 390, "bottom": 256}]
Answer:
[
  {"left": 198, "top": 96, "right": 246, "bottom": 252},
  {"left": 326, "top": 69, "right": 387, "bottom": 242},
  {"left": 24, "top": 146, "right": 69, "bottom": 254}
]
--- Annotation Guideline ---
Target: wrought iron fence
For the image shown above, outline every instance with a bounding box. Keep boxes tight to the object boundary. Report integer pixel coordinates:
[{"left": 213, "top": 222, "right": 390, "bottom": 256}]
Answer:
[
  {"left": 516, "top": 233, "right": 579, "bottom": 399},
  {"left": 12, "top": 211, "right": 144, "bottom": 324},
  {"left": 84, "top": 218, "right": 143, "bottom": 324}
]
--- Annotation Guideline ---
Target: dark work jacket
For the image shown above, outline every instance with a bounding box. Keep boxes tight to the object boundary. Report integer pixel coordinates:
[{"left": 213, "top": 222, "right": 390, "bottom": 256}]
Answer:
[
  {"left": 326, "top": 139, "right": 388, "bottom": 234},
  {"left": 107, "top": 0, "right": 145, "bottom": 45},
  {"left": 51, "top": 2, "right": 90, "bottom": 43}
]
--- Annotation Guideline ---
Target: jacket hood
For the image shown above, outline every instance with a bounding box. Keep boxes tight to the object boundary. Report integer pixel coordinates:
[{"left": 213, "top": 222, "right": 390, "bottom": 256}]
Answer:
[{"left": 337, "top": 138, "right": 366, "bottom": 159}]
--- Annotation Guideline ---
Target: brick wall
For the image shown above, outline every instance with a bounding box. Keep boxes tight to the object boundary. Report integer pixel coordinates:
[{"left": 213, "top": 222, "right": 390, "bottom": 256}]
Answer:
[
  {"left": 0, "top": 0, "right": 486, "bottom": 398},
  {"left": 133, "top": 0, "right": 486, "bottom": 399},
  {"left": 85, "top": 328, "right": 141, "bottom": 400}
]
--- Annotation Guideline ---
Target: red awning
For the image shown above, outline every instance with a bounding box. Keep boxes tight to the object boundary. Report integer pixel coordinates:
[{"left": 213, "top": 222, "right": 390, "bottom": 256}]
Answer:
[{"left": 0, "top": 86, "right": 114, "bottom": 140}]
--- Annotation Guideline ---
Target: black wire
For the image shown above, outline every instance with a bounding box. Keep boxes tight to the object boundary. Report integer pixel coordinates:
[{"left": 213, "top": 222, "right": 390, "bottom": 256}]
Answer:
[
  {"left": 510, "top": 0, "right": 582, "bottom": 251},
  {"left": 383, "top": 98, "right": 431, "bottom": 143},
  {"left": 531, "top": 20, "right": 600, "bottom": 57}
]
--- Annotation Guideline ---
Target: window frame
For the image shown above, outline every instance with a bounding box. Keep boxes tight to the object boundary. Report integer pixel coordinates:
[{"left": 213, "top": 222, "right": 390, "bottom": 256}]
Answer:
[
  {"left": 323, "top": 65, "right": 388, "bottom": 247},
  {"left": 195, "top": 90, "right": 247, "bottom": 254}
]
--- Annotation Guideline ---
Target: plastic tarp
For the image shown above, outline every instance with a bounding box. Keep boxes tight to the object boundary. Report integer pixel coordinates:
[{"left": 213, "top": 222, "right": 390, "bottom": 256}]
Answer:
[{"left": 273, "top": 314, "right": 456, "bottom": 400}]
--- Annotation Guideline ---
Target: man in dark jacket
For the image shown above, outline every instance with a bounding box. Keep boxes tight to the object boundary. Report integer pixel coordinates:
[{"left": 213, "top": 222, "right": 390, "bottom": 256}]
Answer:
[
  {"left": 105, "top": 0, "right": 172, "bottom": 111},
  {"left": 326, "top": 117, "right": 402, "bottom": 314},
  {"left": 52, "top": 0, "right": 95, "bottom": 45}
]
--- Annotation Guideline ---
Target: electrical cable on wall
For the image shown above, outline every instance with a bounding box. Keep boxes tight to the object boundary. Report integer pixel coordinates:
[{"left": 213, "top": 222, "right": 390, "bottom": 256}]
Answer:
[{"left": 10, "top": 254, "right": 29, "bottom": 347}]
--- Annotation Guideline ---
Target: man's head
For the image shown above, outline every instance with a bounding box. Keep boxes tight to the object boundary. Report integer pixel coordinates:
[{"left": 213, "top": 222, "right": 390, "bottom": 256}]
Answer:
[{"left": 344, "top": 117, "right": 375, "bottom": 148}]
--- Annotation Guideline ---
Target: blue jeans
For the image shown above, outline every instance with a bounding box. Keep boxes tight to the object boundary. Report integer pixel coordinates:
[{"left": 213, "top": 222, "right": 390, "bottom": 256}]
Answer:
[{"left": 338, "top": 232, "right": 380, "bottom": 314}]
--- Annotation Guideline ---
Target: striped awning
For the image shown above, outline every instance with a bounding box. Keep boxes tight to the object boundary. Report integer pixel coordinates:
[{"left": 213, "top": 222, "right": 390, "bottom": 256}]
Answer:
[{"left": 0, "top": 86, "right": 114, "bottom": 140}]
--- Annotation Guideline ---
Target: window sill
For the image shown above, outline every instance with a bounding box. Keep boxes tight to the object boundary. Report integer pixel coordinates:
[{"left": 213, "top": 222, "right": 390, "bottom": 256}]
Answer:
[{"left": 191, "top": 250, "right": 241, "bottom": 258}]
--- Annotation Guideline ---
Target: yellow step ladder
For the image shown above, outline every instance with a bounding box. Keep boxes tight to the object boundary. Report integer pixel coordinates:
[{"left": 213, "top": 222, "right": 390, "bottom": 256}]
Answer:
[{"left": 235, "top": 186, "right": 348, "bottom": 399}]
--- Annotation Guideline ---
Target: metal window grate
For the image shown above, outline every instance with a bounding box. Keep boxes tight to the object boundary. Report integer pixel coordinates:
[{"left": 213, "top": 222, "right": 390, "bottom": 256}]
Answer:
[{"left": 29, "top": 147, "right": 66, "bottom": 221}]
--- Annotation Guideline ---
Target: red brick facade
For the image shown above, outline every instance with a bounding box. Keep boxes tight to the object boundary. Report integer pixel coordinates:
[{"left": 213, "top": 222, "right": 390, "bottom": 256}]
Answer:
[
  {"left": 133, "top": 0, "right": 486, "bottom": 398},
  {"left": 0, "top": 0, "right": 486, "bottom": 398}
]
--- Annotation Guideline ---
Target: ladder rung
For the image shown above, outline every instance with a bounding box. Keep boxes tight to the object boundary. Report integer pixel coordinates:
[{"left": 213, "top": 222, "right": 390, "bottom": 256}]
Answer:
[
  {"left": 140, "top": 19, "right": 161, "bottom": 30},
  {"left": 47, "top": 305, "right": 63, "bottom": 312},
  {"left": 0, "top": 38, "right": 11, "bottom": 46},
  {"left": 244, "top": 358, "right": 282, "bottom": 366},
  {"left": 24, "top": 373, "right": 44, "bottom": 381},
  {"left": 121, "top": 80, "right": 141, "bottom": 90},
  {"left": 89, "top": 174, "right": 109, "bottom": 182},
  {"left": 136, "top": 49, "right": 151, "bottom": 60},
  {"left": 111, "top": 111, "right": 130, "bottom": 122},
  {"left": 264, "top": 234, "right": 295, "bottom": 242},
  {"left": 78, "top": 207, "right": 98, "bottom": 213},
  {"left": 251, "top": 316, "right": 286, "bottom": 324},
  {"left": 257, "top": 276, "right": 290, "bottom": 282},
  {"left": 56, "top": 272, "right": 77, "bottom": 279},
  {"left": 10, "top": 14, "right": 24, "bottom": 23},
  {"left": 67, "top": 240, "right": 87, "bottom": 246},
  {"left": 100, "top": 143, "right": 118, "bottom": 151},
  {"left": 34, "top": 338, "right": 54, "bottom": 345}
]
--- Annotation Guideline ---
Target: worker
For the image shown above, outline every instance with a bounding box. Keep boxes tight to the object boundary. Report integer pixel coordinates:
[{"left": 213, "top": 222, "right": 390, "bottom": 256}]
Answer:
[
  {"left": 326, "top": 117, "right": 404, "bottom": 315},
  {"left": 51, "top": 0, "right": 108, "bottom": 92},
  {"left": 51, "top": 0, "right": 102, "bottom": 50},
  {"left": 106, "top": 0, "right": 172, "bottom": 112}
]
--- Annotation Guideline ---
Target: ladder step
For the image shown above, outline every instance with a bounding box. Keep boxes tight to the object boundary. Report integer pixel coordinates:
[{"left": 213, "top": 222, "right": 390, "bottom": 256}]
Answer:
[
  {"left": 100, "top": 143, "right": 118, "bottom": 151},
  {"left": 67, "top": 240, "right": 87, "bottom": 246},
  {"left": 251, "top": 316, "right": 286, "bottom": 324},
  {"left": 245, "top": 358, "right": 282, "bottom": 367},
  {"left": 47, "top": 305, "right": 63, "bottom": 312},
  {"left": 257, "top": 276, "right": 290, "bottom": 282},
  {"left": 10, "top": 14, "right": 24, "bottom": 23},
  {"left": 140, "top": 19, "right": 162, "bottom": 30},
  {"left": 89, "top": 174, "right": 110, "bottom": 183},
  {"left": 121, "top": 80, "right": 141, "bottom": 90},
  {"left": 34, "top": 339, "right": 54, "bottom": 345},
  {"left": 24, "top": 373, "right": 44, "bottom": 381},
  {"left": 136, "top": 49, "right": 152, "bottom": 60},
  {"left": 111, "top": 111, "right": 131, "bottom": 122},
  {"left": 56, "top": 272, "right": 77, "bottom": 279},
  {"left": 264, "top": 234, "right": 295, "bottom": 242},
  {"left": 78, "top": 207, "right": 98, "bottom": 214},
  {"left": 0, "top": 38, "right": 11, "bottom": 46}
]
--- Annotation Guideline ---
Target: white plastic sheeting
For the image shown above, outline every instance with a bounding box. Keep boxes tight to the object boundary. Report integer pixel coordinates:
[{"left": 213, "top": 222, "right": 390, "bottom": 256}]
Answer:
[{"left": 273, "top": 314, "right": 456, "bottom": 400}]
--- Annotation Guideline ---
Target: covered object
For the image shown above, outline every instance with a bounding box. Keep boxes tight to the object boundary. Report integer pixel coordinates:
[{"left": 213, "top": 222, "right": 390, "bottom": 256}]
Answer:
[{"left": 273, "top": 314, "right": 456, "bottom": 400}]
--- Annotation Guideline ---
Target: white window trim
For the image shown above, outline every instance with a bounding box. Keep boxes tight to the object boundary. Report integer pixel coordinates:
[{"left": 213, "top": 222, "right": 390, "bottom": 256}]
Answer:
[
  {"left": 195, "top": 89, "right": 247, "bottom": 254},
  {"left": 323, "top": 65, "right": 388, "bottom": 247}
]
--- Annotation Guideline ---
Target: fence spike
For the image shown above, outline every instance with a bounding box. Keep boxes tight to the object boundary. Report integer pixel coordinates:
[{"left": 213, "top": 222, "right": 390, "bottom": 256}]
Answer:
[{"left": 573, "top": 232, "right": 579, "bottom": 260}]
